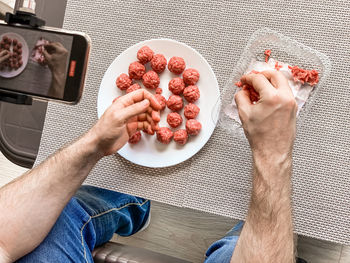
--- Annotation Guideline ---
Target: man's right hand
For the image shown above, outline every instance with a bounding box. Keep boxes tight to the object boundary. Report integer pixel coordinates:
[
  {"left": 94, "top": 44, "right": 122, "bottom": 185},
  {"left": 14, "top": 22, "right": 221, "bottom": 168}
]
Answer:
[
  {"left": 89, "top": 89, "right": 161, "bottom": 157},
  {"left": 0, "top": 50, "right": 10, "bottom": 64},
  {"left": 235, "top": 70, "right": 297, "bottom": 159}
]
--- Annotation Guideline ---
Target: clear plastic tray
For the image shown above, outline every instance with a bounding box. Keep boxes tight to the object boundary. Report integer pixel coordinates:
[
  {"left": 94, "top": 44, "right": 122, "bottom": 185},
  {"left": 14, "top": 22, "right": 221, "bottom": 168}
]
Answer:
[{"left": 218, "top": 28, "right": 332, "bottom": 138}]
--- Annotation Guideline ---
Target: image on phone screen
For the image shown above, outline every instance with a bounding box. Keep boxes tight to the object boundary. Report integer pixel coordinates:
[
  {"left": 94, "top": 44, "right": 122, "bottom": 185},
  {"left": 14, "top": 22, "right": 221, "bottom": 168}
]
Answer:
[{"left": 0, "top": 25, "right": 74, "bottom": 100}]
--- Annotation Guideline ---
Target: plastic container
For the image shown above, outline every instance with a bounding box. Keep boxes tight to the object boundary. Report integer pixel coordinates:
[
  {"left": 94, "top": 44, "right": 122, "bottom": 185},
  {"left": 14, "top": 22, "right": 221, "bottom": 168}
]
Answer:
[{"left": 218, "top": 28, "right": 331, "bottom": 138}]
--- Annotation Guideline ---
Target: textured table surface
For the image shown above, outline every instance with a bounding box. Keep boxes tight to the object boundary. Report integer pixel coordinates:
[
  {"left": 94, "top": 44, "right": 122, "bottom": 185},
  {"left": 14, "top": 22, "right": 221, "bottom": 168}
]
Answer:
[{"left": 35, "top": 0, "right": 350, "bottom": 244}]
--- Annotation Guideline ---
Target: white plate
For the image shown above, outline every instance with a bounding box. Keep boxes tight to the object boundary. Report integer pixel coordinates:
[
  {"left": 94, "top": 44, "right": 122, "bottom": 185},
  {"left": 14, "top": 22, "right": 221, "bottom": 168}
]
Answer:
[
  {"left": 0, "top": 32, "right": 29, "bottom": 78},
  {"left": 97, "top": 39, "right": 220, "bottom": 168}
]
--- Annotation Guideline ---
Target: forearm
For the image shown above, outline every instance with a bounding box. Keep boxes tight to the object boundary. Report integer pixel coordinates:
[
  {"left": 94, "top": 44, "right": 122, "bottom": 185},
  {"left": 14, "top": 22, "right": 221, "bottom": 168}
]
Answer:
[
  {"left": 0, "top": 131, "right": 102, "bottom": 262},
  {"left": 231, "top": 152, "right": 295, "bottom": 263}
]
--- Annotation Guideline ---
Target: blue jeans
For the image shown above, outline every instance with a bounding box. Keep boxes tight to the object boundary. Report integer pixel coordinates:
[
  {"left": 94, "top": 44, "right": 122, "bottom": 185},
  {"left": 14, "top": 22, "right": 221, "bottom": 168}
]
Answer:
[
  {"left": 16, "top": 185, "right": 150, "bottom": 263},
  {"left": 204, "top": 221, "right": 244, "bottom": 263}
]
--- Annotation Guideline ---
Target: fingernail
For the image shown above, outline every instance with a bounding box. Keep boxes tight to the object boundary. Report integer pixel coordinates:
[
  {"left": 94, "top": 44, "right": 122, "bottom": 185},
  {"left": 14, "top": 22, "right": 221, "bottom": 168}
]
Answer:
[{"left": 142, "top": 99, "right": 150, "bottom": 106}]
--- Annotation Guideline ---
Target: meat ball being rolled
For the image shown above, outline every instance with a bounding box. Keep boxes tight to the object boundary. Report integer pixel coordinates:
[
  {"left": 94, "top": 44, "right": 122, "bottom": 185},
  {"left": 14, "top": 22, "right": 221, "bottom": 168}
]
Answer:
[
  {"left": 166, "top": 95, "right": 183, "bottom": 112},
  {"left": 167, "top": 112, "right": 183, "bottom": 128},
  {"left": 128, "top": 131, "right": 142, "bottom": 144},
  {"left": 155, "top": 94, "right": 167, "bottom": 111}
]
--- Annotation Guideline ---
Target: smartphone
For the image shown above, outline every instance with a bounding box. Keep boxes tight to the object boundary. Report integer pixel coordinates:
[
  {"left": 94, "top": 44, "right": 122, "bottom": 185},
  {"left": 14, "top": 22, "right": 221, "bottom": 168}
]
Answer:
[{"left": 0, "top": 22, "right": 90, "bottom": 104}]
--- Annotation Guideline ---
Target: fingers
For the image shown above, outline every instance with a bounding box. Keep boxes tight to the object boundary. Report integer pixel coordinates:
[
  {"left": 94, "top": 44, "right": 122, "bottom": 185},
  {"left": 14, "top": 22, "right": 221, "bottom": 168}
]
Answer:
[
  {"left": 260, "top": 70, "right": 293, "bottom": 95},
  {"left": 116, "top": 89, "right": 161, "bottom": 111},
  {"left": 235, "top": 89, "right": 252, "bottom": 110},
  {"left": 241, "top": 73, "right": 275, "bottom": 97},
  {"left": 0, "top": 50, "right": 10, "bottom": 63},
  {"left": 42, "top": 49, "right": 51, "bottom": 60},
  {"left": 119, "top": 99, "right": 150, "bottom": 121}
]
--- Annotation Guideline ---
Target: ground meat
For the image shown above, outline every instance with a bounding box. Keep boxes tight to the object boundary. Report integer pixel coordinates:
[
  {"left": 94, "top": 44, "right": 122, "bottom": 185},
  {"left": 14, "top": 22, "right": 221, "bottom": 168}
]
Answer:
[
  {"left": 183, "top": 85, "right": 200, "bottom": 103},
  {"left": 155, "top": 94, "right": 167, "bottom": 111},
  {"left": 288, "top": 65, "right": 319, "bottom": 86},
  {"left": 184, "top": 103, "right": 200, "bottom": 119},
  {"left": 186, "top": 119, "right": 202, "bottom": 136},
  {"left": 151, "top": 54, "right": 167, "bottom": 73},
  {"left": 275, "top": 61, "right": 283, "bottom": 71},
  {"left": 235, "top": 81, "right": 259, "bottom": 103},
  {"left": 126, "top": 83, "right": 141, "bottom": 93},
  {"left": 168, "top": 77, "right": 185, "bottom": 95},
  {"left": 128, "top": 61, "right": 146, "bottom": 80},
  {"left": 183, "top": 68, "right": 200, "bottom": 86},
  {"left": 155, "top": 88, "right": 163, "bottom": 94},
  {"left": 174, "top": 129, "right": 188, "bottom": 145},
  {"left": 167, "top": 112, "right": 183, "bottom": 128},
  {"left": 137, "top": 46, "right": 154, "bottom": 64},
  {"left": 166, "top": 95, "right": 183, "bottom": 111},
  {"left": 156, "top": 127, "right": 174, "bottom": 144},
  {"left": 142, "top": 71, "right": 160, "bottom": 89},
  {"left": 128, "top": 131, "right": 142, "bottom": 144},
  {"left": 264, "top": 49, "right": 271, "bottom": 63},
  {"left": 116, "top": 73, "right": 132, "bottom": 90},
  {"left": 168, "top": 57, "right": 186, "bottom": 74}
]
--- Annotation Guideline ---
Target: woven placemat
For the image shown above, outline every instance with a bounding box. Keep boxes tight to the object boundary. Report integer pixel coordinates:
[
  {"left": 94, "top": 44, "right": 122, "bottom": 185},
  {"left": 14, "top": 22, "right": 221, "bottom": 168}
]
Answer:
[{"left": 35, "top": 0, "right": 350, "bottom": 244}]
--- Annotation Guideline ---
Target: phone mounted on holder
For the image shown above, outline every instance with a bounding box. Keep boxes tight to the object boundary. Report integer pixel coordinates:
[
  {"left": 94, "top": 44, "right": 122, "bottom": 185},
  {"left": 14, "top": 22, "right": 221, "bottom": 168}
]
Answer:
[{"left": 0, "top": 4, "right": 45, "bottom": 105}]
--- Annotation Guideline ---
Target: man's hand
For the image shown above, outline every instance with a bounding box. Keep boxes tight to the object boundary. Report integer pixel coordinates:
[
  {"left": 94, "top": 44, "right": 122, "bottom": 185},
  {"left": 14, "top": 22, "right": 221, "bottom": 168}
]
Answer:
[
  {"left": 235, "top": 70, "right": 297, "bottom": 160},
  {"left": 0, "top": 50, "right": 10, "bottom": 64},
  {"left": 0, "top": 89, "right": 160, "bottom": 262},
  {"left": 43, "top": 42, "right": 69, "bottom": 74},
  {"left": 89, "top": 89, "right": 161, "bottom": 156},
  {"left": 231, "top": 70, "right": 297, "bottom": 263}
]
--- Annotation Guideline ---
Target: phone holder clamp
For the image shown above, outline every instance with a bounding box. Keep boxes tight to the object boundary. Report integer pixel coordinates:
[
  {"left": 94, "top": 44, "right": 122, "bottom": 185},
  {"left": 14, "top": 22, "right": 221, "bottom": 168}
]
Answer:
[{"left": 1, "top": 11, "right": 46, "bottom": 106}]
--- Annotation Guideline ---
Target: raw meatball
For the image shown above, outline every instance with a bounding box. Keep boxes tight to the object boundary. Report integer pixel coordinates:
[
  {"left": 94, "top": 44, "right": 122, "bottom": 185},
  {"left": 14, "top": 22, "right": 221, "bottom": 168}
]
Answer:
[
  {"left": 17, "top": 48, "right": 22, "bottom": 55},
  {"left": 183, "top": 68, "right": 200, "bottom": 86},
  {"left": 126, "top": 83, "right": 141, "bottom": 93},
  {"left": 116, "top": 73, "right": 132, "bottom": 90},
  {"left": 155, "top": 87, "right": 163, "bottom": 94},
  {"left": 155, "top": 94, "right": 166, "bottom": 111},
  {"left": 168, "top": 77, "right": 185, "bottom": 95},
  {"left": 183, "top": 85, "right": 200, "bottom": 103},
  {"left": 156, "top": 127, "right": 174, "bottom": 144},
  {"left": 128, "top": 131, "right": 142, "bottom": 144},
  {"left": 17, "top": 42, "right": 22, "bottom": 49},
  {"left": 174, "top": 129, "right": 188, "bottom": 145},
  {"left": 128, "top": 61, "right": 146, "bottom": 80},
  {"left": 168, "top": 56, "right": 186, "bottom": 74},
  {"left": 13, "top": 39, "right": 18, "bottom": 45},
  {"left": 186, "top": 119, "right": 202, "bottom": 136},
  {"left": 184, "top": 103, "right": 200, "bottom": 119},
  {"left": 167, "top": 112, "right": 183, "bottom": 128},
  {"left": 166, "top": 95, "right": 183, "bottom": 112},
  {"left": 142, "top": 71, "right": 160, "bottom": 89},
  {"left": 151, "top": 54, "right": 167, "bottom": 73},
  {"left": 137, "top": 46, "right": 154, "bottom": 64}
]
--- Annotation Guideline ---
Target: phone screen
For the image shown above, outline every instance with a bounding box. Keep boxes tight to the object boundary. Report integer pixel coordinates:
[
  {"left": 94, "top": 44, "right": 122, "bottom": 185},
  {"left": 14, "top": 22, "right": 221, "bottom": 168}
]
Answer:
[{"left": 0, "top": 24, "right": 78, "bottom": 101}]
